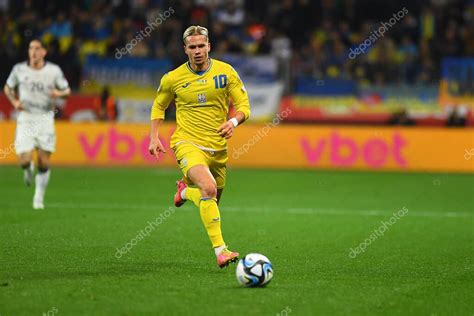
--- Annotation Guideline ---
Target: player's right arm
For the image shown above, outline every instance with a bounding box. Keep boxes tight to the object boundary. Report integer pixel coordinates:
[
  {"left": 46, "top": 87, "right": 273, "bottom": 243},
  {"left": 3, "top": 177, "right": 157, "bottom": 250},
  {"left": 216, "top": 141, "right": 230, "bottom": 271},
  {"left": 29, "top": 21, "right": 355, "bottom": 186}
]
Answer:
[
  {"left": 148, "top": 73, "right": 174, "bottom": 159},
  {"left": 3, "top": 85, "right": 22, "bottom": 110},
  {"left": 4, "top": 65, "right": 22, "bottom": 110},
  {"left": 149, "top": 118, "right": 166, "bottom": 159}
]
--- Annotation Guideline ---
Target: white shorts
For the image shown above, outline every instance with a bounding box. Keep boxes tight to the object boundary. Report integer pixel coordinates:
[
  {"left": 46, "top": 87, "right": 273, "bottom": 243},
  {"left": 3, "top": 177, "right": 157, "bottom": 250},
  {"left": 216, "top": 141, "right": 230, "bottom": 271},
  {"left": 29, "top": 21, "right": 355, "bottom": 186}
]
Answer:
[{"left": 14, "top": 115, "right": 56, "bottom": 154}]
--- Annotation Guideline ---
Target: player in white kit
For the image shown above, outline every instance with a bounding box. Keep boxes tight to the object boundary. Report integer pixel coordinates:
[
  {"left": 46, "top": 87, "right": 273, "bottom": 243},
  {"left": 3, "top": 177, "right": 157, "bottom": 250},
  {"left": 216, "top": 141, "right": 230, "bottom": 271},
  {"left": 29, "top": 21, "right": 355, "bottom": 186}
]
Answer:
[{"left": 3, "top": 39, "right": 70, "bottom": 209}]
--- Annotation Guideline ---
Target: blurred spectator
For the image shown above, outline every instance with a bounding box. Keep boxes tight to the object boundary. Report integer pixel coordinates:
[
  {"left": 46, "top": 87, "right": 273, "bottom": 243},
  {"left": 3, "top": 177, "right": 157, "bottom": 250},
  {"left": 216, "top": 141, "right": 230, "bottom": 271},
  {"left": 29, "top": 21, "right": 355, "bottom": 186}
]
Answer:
[
  {"left": 388, "top": 109, "right": 416, "bottom": 126},
  {"left": 214, "top": 0, "right": 245, "bottom": 36},
  {"left": 0, "top": 0, "right": 472, "bottom": 90},
  {"left": 46, "top": 11, "right": 72, "bottom": 39},
  {"left": 446, "top": 106, "right": 468, "bottom": 127},
  {"left": 94, "top": 86, "right": 117, "bottom": 121}
]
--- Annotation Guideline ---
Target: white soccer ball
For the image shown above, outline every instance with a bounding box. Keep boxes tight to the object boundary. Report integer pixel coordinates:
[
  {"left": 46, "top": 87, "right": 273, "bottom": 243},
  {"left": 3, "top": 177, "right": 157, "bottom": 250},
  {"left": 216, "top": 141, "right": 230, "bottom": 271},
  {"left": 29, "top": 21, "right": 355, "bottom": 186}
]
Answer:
[{"left": 236, "top": 253, "right": 273, "bottom": 287}]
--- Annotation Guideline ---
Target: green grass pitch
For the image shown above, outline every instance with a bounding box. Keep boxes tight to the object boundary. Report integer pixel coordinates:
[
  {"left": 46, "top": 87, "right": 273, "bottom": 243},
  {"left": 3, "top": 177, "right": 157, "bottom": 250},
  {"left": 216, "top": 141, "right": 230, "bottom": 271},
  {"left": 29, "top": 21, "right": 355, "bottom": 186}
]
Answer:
[{"left": 0, "top": 166, "right": 473, "bottom": 315}]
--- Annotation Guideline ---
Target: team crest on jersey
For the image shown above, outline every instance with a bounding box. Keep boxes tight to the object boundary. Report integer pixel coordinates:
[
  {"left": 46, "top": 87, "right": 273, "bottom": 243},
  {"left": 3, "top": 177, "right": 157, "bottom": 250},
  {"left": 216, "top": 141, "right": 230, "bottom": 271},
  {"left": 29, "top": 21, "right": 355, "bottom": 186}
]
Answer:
[{"left": 197, "top": 93, "right": 206, "bottom": 103}]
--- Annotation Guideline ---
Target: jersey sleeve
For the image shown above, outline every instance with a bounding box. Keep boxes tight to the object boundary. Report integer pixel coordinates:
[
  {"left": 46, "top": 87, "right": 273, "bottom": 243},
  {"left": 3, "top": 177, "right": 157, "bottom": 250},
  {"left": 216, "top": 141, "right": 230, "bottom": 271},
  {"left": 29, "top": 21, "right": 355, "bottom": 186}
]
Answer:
[
  {"left": 6, "top": 65, "right": 19, "bottom": 88},
  {"left": 228, "top": 66, "right": 251, "bottom": 120},
  {"left": 151, "top": 73, "right": 174, "bottom": 120},
  {"left": 55, "top": 66, "right": 70, "bottom": 90}
]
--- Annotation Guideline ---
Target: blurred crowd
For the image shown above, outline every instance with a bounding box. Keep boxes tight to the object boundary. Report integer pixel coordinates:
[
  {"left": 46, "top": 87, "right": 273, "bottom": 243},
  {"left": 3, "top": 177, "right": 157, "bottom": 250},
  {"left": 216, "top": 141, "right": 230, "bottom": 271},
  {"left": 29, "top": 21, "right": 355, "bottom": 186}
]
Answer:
[{"left": 0, "top": 0, "right": 473, "bottom": 90}]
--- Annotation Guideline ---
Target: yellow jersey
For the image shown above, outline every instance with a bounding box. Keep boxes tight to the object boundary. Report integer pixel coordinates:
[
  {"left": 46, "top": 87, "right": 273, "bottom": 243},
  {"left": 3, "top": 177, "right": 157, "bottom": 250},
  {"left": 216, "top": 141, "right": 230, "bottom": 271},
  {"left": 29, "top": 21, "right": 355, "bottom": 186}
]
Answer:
[{"left": 151, "top": 58, "right": 251, "bottom": 151}]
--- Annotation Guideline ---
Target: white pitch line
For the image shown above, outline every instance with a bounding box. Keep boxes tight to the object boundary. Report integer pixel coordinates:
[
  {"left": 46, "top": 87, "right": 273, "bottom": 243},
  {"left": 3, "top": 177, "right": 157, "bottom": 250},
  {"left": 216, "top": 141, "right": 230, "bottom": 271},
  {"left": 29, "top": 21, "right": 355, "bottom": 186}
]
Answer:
[
  {"left": 47, "top": 202, "right": 166, "bottom": 210},
  {"left": 285, "top": 208, "right": 471, "bottom": 218},
  {"left": 226, "top": 206, "right": 471, "bottom": 218},
  {"left": 41, "top": 202, "right": 473, "bottom": 219}
]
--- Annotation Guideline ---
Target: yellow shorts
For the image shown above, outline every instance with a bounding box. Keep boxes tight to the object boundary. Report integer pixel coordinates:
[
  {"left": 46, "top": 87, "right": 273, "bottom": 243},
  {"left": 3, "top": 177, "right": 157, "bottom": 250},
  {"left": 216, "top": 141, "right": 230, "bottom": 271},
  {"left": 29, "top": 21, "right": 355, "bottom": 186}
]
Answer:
[{"left": 173, "top": 142, "right": 228, "bottom": 189}]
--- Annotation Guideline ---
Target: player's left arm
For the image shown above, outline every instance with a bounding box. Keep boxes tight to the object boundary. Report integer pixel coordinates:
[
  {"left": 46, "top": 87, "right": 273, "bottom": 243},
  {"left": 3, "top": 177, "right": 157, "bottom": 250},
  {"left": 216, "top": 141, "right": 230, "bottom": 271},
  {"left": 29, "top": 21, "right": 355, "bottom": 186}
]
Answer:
[
  {"left": 50, "top": 67, "right": 71, "bottom": 98},
  {"left": 50, "top": 87, "right": 71, "bottom": 98},
  {"left": 217, "top": 67, "right": 251, "bottom": 139}
]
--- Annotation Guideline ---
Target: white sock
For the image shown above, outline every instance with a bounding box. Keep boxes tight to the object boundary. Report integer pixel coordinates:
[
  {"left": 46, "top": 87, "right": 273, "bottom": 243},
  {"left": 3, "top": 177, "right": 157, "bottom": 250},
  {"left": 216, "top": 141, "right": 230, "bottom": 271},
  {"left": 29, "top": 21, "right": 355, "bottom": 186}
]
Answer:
[
  {"left": 214, "top": 244, "right": 226, "bottom": 257},
  {"left": 180, "top": 187, "right": 187, "bottom": 200},
  {"left": 34, "top": 169, "right": 50, "bottom": 201}
]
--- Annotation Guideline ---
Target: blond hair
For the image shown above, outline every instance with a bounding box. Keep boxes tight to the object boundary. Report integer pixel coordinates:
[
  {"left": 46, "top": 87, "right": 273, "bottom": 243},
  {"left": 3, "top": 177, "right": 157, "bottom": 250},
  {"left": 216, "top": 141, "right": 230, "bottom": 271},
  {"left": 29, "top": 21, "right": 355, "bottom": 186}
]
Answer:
[{"left": 183, "top": 25, "right": 209, "bottom": 44}]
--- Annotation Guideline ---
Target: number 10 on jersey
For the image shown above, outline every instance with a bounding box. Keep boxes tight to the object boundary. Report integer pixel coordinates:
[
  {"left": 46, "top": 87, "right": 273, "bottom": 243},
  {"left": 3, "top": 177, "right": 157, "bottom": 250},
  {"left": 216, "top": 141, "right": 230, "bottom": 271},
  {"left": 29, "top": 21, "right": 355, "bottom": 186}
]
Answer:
[{"left": 213, "top": 75, "right": 227, "bottom": 89}]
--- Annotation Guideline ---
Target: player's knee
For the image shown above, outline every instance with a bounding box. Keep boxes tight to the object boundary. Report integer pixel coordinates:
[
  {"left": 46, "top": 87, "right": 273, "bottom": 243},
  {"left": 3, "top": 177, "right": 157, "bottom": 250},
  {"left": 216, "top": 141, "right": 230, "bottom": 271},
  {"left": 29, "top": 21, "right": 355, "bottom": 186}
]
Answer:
[
  {"left": 200, "top": 182, "right": 217, "bottom": 199},
  {"left": 38, "top": 163, "right": 50, "bottom": 171},
  {"left": 38, "top": 158, "right": 50, "bottom": 170},
  {"left": 20, "top": 161, "right": 31, "bottom": 169},
  {"left": 19, "top": 153, "right": 32, "bottom": 166},
  {"left": 38, "top": 165, "right": 50, "bottom": 173},
  {"left": 19, "top": 158, "right": 31, "bottom": 166}
]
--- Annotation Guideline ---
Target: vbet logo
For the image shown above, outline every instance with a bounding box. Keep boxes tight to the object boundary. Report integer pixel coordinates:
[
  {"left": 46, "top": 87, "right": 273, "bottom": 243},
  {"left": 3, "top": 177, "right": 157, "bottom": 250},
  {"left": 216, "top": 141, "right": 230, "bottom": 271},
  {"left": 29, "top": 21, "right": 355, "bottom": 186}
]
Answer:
[
  {"left": 300, "top": 132, "right": 407, "bottom": 168},
  {"left": 73, "top": 127, "right": 408, "bottom": 168},
  {"left": 77, "top": 127, "right": 174, "bottom": 163}
]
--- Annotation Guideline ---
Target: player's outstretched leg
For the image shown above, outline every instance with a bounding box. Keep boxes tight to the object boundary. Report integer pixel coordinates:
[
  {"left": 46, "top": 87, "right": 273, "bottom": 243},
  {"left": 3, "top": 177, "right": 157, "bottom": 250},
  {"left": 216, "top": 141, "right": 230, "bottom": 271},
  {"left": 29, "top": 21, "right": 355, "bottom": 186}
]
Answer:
[
  {"left": 33, "top": 150, "right": 51, "bottom": 210},
  {"left": 187, "top": 165, "right": 239, "bottom": 268},
  {"left": 177, "top": 182, "right": 226, "bottom": 207}
]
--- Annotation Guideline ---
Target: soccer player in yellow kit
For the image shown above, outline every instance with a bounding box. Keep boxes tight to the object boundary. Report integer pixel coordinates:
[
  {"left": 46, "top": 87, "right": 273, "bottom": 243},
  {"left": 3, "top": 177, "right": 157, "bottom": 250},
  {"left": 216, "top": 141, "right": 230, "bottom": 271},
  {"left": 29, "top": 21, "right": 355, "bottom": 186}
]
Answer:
[{"left": 148, "top": 25, "right": 251, "bottom": 268}]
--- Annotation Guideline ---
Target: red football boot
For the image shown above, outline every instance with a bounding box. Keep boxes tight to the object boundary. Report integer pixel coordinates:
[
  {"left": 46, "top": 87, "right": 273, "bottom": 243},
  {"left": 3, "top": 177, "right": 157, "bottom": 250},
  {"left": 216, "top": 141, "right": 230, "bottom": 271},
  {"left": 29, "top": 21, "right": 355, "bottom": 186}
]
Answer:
[
  {"left": 217, "top": 248, "right": 239, "bottom": 268},
  {"left": 174, "top": 179, "right": 187, "bottom": 207}
]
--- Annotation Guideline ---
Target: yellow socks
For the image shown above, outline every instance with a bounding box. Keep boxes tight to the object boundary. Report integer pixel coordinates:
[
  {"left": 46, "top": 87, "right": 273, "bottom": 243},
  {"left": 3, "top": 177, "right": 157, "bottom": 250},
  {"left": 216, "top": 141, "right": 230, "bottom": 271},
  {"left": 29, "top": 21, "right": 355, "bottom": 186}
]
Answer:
[
  {"left": 199, "top": 198, "right": 225, "bottom": 248},
  {"left": 184, "top": 187, "right": 225, "bottom": 248},
  {"left": 184, "top": 187, "right": 202, "bottom": 207}
]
